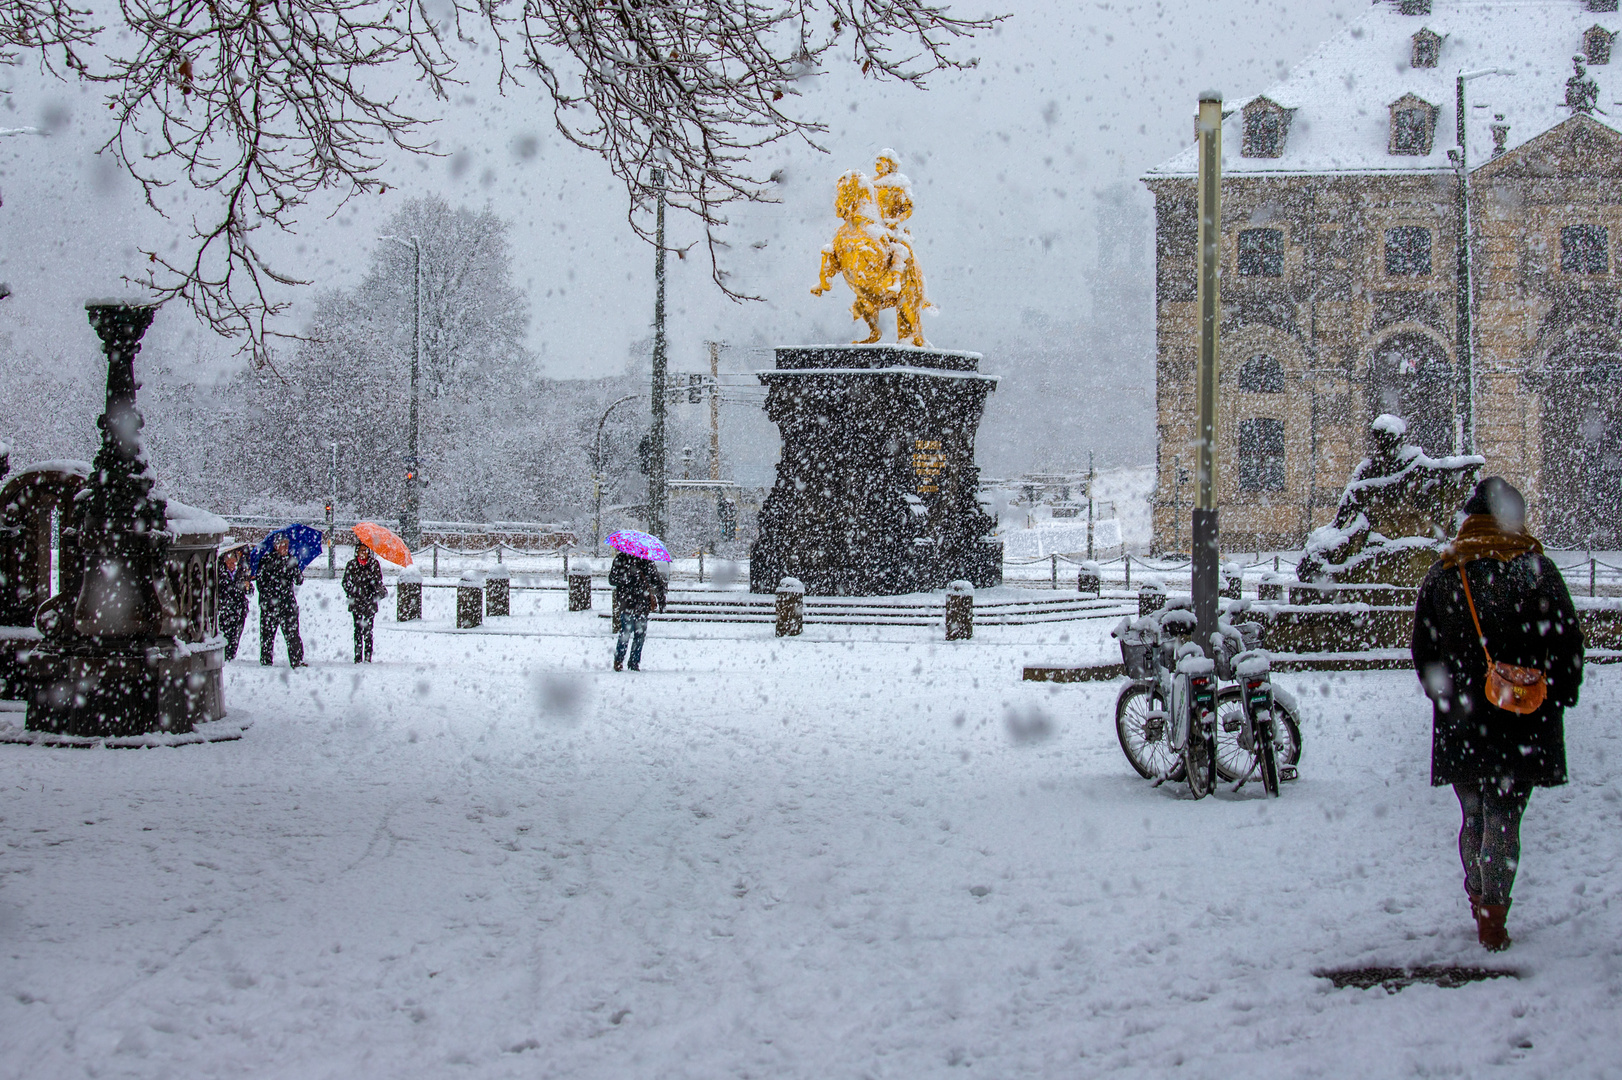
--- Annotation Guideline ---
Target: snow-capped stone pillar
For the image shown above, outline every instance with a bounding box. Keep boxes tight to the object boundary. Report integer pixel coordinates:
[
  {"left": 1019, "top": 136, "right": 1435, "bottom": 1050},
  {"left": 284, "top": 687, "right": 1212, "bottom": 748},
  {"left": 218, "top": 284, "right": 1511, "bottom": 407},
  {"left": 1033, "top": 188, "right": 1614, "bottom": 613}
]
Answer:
[
  {"left": 485, "top": 563, "right": 510, "bottom": 616},
  {"left": 397, "top": 566, "right": 422, "bottom": 621},
  {"left": 775, "top": 577, "right": 804, "bottom": 637},
  {"left": 457, "top": 570, "right": 484, "bottom": 629},
  {"left": 1077, "top": 561, "right": 1102, "bottom": 597},
  {"left": 944, "top": 579, "right": 973, "bottom": 640},
  {"left": 567, "top": 564, "right": 592, "bottom": 611}
]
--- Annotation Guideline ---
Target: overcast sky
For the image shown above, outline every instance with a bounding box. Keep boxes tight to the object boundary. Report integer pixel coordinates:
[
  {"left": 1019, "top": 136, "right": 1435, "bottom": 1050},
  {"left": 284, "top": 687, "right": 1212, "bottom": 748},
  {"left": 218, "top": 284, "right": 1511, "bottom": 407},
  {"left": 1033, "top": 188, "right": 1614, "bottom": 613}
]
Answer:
[{"left": 0, "top": 0, "right": 1363, "bottom": 477}]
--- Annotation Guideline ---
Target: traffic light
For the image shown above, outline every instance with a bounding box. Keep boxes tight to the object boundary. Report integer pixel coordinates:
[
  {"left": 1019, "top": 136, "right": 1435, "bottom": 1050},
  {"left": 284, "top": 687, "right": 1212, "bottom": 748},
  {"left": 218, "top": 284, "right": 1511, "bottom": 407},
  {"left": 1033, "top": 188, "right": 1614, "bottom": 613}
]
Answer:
[
  {"left": 689, "top": 373, "right": 704, "bottom": 403},
  {"left": 717, "top": 496, "right": 737, "bottom": 541}
]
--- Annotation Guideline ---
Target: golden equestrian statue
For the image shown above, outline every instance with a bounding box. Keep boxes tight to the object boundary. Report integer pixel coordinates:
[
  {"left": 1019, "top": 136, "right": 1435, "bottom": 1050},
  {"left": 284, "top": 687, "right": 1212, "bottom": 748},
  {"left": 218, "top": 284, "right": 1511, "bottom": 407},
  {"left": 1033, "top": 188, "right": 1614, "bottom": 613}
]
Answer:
[{"left": 812, "top": 150, "right": 931, "bottom": 346}]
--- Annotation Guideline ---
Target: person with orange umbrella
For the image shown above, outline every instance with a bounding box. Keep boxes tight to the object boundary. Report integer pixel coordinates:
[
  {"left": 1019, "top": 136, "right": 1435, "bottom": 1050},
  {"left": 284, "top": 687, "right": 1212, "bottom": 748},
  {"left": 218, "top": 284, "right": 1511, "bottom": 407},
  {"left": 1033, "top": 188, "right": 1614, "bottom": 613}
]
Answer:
[{"left": 342, "top": 542, "right": 390, "bottom": 663}]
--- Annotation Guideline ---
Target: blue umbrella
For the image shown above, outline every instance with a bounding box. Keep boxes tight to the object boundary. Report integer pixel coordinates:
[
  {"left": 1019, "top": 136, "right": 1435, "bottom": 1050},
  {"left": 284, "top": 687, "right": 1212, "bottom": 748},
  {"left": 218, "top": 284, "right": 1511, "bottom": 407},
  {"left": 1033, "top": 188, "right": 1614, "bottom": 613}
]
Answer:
[{"left": 250, "top": 523, "right": 326, "bottom": 575}]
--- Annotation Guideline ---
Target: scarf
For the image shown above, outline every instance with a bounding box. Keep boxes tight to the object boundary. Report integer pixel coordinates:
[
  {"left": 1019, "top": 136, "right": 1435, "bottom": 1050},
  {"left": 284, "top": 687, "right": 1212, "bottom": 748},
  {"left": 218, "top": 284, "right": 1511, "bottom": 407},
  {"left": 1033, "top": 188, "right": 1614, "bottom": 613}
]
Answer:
[{"left": 1437, "top": 513, "right": 1543, "bottom": 569}]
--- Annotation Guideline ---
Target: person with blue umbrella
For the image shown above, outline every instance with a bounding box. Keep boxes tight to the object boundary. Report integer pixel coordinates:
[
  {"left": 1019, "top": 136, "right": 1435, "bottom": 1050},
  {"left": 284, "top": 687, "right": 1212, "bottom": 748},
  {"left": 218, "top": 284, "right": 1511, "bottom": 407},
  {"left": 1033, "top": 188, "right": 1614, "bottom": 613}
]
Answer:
[{"left": 256, "top": 530, "right": 310, "bottom": 667}]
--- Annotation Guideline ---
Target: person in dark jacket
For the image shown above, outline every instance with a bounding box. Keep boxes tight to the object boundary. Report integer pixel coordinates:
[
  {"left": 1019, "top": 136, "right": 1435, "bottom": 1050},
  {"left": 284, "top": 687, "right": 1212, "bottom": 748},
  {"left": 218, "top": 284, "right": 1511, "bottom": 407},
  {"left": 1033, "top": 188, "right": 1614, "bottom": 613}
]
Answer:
[
  {"left": 218, "top": 542, "right": 254, "bottom": 661},
  {"left": 256, "top": 532, "right": 307, "bottom": 667},
  {"left": 1412, "top": 477, "right": 1584, "bottom": 951},
  {"left": 608, "top": 551, "right": 667, "bottom": 671},
  {"left": 342, "top": 544, "right": 389, "bottom": 663}
]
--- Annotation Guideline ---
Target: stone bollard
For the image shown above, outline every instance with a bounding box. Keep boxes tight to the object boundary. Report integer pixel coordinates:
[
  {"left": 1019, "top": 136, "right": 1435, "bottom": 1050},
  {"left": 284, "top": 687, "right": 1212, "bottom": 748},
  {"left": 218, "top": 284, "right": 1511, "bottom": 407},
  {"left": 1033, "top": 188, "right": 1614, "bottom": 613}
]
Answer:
[
  {"left": 1076, "top": 560, "right": 1102, "bottom": 597},
  {"left": 567, "top": 565, "right": 592, "bottom": 611},
  {"left": 775, "top": 577, "right": 804, "bottom": 637},
  {"left": 457, "top": 570, "right": 485, "bottom": 629},
  {"left": 397, "top": 566, "right": 422, "bottom": 622},
  {"left": 945, "top": 579, "right": 974, "bottom": 640},
  {"left": 485, "top": 564, "right": 511, "bottom": 616},
  {"left": 1138, "top": 579, "right": 1167, "bottom": 617},
  {"left": 1220, "top": 562, "right": 1243, "bottom": 601},
  {"left": 1256, "top": 575, "right": 1285, "bottom": 602}
]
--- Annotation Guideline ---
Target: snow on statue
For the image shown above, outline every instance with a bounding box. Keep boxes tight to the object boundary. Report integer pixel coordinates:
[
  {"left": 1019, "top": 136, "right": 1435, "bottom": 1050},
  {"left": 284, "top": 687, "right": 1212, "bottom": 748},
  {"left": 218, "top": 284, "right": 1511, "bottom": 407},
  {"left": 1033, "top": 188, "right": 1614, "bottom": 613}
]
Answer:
[{"left": 812, "top": 150, "right": 932, "bottom": 346}]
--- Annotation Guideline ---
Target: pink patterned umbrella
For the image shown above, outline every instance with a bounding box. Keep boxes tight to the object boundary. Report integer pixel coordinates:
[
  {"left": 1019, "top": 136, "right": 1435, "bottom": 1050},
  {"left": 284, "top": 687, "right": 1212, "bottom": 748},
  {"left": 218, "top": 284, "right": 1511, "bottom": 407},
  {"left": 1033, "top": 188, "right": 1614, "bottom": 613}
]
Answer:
[{"left": 605, "top": 529, "right": 673, "bottom": 562}]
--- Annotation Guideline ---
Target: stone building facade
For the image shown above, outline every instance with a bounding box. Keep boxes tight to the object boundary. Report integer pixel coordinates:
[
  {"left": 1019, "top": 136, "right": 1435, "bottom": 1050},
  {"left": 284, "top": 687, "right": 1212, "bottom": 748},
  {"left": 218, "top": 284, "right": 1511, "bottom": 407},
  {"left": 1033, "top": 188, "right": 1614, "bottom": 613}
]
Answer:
[{"left": 1143, "top": 0, "right": 1622, "bottom": 552}]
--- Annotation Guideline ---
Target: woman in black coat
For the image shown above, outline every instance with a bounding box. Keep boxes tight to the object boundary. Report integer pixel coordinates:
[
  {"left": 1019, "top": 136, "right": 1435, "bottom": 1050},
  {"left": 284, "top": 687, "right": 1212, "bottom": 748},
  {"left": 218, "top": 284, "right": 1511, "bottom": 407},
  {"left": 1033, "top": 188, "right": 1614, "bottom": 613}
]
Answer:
[{"left": 1412, "top": 477, "right": 1584, "bottom": 951}]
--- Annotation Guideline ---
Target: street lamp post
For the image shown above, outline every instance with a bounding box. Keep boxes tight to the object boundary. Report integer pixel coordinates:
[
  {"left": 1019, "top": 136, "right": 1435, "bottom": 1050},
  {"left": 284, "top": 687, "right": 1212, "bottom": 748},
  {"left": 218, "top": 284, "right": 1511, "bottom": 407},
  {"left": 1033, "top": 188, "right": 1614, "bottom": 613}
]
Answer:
[
  {"left": 593, "top": 393, "right": 640, "bottom": 547},
  {"left": 1192, "top": 91, "right": 1224, "bottom": 649},
  {"left": 1450, "top": 68, "right": 1513, "bottom": 456},
  {"left": 648, "top": 167, "right": 669, "bottom": 539},
  {"left": 380, "top": 234, "right": 424, "bottom": 548}
]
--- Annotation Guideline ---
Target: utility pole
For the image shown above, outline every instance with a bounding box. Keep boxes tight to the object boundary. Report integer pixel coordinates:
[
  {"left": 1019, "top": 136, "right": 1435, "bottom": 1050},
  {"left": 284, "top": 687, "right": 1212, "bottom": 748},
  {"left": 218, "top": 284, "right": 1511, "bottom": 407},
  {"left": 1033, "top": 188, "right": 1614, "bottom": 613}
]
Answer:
[
  {"left": 649, "top": 167, "right": 669, "bottom": 539},
  {"left": 1086, "top": 450, "right": 1095, "bottom": 561},
  {"left": 1192, "top": 91, "right": 1223, "bottom": 648},
  {"left": 327, "top": 442, "right": 337, "bottom": 578},
  {"left": 380, "top": 233, "right": 424, "bottom": 548},
  {"left": 707, "top": 340, "right": 722, "bottom": 482}
]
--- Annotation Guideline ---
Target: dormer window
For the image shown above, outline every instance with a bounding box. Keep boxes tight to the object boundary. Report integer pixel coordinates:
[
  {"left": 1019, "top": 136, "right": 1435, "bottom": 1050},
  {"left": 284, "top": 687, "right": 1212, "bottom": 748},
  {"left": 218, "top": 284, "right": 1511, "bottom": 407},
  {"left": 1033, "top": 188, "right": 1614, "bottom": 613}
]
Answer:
[
  {"left": 1411, "top": 28, "right": 1441, "bottom": 68},
  {"left": 1241, "top": 97, "right": 1292, "bottom": 158},
  {"left": 1389, "top": 94, "right": 1438, "bottom": 155},
  {"left": 1585, "top": 25, "right": 1615, "bottom": 64}
]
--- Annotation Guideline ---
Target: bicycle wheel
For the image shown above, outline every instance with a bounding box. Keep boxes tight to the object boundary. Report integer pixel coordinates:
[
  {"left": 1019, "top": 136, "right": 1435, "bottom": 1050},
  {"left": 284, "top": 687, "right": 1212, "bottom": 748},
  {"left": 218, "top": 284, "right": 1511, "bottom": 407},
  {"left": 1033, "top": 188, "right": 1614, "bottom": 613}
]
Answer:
[
  {"left": 1183, "top": 729, "right": 1216, "bottom": 799},
  {"left": 1215, "top": 686, "right": 1304, "bottom": 783},
  {"left": 1115, "top": 682, "right": 1181, "bottom": 780}
]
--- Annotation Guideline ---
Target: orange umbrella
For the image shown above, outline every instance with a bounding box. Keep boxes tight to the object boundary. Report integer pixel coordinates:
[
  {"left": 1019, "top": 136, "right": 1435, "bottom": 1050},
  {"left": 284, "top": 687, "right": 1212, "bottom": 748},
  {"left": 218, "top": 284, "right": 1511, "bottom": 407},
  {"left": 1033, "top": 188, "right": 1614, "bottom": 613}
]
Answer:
[{"left": 352, "top": 522, "right": 414, "bottom": 567}]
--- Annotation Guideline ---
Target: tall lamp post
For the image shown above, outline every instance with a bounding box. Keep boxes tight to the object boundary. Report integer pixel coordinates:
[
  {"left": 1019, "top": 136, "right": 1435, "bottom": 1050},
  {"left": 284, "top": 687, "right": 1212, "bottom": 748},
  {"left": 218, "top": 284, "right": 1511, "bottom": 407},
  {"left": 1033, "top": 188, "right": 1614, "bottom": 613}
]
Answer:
[
  {"left": 648, "top": 167, "right": 669, "bottom": 539},
  {"left": 1192, "top": 91, "right": 1224, "bottom": 648},
  {"left": 593, "top": 393, "right": 640, "bottom": 547},
  {"left": 380, "top": 234, "right": 424, "bottom": 549},
  {"left": 1450, "top": 68, "right": 1513, "bottom": 456}
]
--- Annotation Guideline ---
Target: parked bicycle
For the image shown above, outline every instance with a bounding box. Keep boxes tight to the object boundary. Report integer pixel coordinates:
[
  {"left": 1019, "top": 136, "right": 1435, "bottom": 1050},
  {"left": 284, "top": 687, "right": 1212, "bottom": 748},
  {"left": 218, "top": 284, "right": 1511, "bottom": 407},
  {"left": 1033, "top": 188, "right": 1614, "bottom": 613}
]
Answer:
[{"left": 1113, "top": 602, "right": 1303, "bottom": 798}]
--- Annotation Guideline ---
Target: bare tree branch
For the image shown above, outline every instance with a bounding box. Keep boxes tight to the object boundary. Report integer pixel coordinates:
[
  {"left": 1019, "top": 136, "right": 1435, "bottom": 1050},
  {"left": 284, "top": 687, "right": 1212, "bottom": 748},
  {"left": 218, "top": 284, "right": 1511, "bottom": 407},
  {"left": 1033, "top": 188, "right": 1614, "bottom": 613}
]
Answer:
[{"left": 12, "top": 0, "right": 1000, "bottom": 354}]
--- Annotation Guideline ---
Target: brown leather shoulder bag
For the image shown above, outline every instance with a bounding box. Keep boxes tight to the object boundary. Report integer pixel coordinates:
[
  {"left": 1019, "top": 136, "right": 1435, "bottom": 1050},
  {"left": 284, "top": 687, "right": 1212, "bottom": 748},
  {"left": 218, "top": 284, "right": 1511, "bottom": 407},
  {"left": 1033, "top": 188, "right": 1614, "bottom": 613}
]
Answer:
[{"left": 1457, "top": 563, "right": 1547, "bottom": 715}]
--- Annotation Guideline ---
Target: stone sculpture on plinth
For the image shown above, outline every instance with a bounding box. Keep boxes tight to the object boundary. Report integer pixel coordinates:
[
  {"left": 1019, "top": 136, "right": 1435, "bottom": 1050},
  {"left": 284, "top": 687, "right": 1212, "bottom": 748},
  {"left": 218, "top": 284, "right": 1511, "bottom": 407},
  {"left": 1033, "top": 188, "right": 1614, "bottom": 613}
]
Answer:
[
  {"left": 1296, "top": 414, "right": 1483, "bottom": 589},
  {"left": 20, "top": 302, "right": 226, "bottom": 737},
  {"left": 751, "top": 154, "right": 1000, "bottom": 595}
]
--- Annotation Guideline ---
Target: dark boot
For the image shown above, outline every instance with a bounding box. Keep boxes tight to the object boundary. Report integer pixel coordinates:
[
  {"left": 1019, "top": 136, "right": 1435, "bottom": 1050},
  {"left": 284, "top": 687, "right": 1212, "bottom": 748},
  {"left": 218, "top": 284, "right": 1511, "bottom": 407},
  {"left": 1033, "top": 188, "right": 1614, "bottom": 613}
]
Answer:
[
  {"left": 614, "top": 657, "right": 623, "bottom": 672},
  {"left": 1478, "top": 901, "right": 1512, "bottom": 952}
]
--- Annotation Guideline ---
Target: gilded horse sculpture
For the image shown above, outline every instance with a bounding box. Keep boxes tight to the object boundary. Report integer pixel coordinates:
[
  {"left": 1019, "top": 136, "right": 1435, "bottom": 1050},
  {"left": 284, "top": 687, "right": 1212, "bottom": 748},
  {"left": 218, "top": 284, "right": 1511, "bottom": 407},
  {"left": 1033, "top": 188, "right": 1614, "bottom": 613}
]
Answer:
[{"left": 812, "top": 150, "right": 931, "bottom": 346}]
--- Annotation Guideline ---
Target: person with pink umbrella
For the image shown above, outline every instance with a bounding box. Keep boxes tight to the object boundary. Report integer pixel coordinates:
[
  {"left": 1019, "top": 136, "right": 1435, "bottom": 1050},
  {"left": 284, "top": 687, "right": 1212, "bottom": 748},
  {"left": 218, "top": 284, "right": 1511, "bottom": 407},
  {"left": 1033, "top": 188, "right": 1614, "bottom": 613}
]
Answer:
[{"left": 606, "top": 530, "right": 670, "bottom": 671}]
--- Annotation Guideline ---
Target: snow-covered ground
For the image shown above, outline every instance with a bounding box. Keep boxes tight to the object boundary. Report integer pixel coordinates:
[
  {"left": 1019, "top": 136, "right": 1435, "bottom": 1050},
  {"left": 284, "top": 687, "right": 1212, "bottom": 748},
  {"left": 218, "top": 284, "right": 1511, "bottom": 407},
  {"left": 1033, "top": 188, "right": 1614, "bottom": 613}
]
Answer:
[{"left": 3, "top": 580, "right": 1620, "bottom": 1078}]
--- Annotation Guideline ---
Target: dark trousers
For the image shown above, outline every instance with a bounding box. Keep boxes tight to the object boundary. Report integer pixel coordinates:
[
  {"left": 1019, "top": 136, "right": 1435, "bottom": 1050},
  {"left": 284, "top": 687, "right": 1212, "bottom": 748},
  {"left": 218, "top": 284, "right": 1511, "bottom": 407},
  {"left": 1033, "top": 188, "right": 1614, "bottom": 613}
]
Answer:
[
  {"left": 221, "top": 604, "right": 248, "bottom": 661},
  {"left": 1455, "top": 779, "right": 1531, "bottom": 906},
  {"left": 352, "top": 609, "right": 375, "bottom": 662},
  {"left": 614, "top": 611, "right": 649, "bottom": 669},
  {"left": 260, "top": 601, "right": 304, "bottom": 666}
]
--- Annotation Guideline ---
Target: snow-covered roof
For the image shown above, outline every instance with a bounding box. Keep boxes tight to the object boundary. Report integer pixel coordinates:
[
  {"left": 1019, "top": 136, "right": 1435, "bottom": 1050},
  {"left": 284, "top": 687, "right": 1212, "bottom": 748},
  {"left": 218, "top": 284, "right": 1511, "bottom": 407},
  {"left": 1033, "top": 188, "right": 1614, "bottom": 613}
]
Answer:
[{"left": 1146, "top": 0, "right": 1621, "bottom": 179}]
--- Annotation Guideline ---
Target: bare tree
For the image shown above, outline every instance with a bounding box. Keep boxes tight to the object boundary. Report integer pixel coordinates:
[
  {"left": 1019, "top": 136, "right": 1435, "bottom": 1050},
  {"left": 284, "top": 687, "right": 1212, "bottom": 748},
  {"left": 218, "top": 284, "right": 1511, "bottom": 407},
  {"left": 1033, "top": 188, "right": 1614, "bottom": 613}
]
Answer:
[
  {"left": 7, "top": 0, "right": 996, "bottom": 357},
  {"left": 361, "top": 196, "right": 529, "bottom": 394}
]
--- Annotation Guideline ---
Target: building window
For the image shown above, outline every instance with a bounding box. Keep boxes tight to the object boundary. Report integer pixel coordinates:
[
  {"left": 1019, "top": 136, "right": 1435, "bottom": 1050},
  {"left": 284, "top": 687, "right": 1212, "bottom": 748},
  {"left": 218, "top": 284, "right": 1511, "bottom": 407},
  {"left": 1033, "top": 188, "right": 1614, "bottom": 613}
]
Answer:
[
  {"left": 1238, "top": 229, "right": 1284, "bottom": 277},
  {"left": 1241, "top": 99, "right": 1290, "bottom": 158},
  {"left": 1388, "top": 95, "right": 1438, "bottom": 155},
  {"left": 1238, "top": 354, "right": 1286, "bottom": 393},
  {"left": 1411, "top": 28, "right": 1441, "bottom": 68},
  {"left": 1385, "top": 226, "right": 1433, "bottom": 275},
  {"left": 1562, "top": 225, "right": 1610, "bottom": 273},
  {"left": 1239, "top": 418, "right": 1287, "bottom": 492},
  {"left": 1586, "top": 25, "right": 1615, "bottom": 64}
]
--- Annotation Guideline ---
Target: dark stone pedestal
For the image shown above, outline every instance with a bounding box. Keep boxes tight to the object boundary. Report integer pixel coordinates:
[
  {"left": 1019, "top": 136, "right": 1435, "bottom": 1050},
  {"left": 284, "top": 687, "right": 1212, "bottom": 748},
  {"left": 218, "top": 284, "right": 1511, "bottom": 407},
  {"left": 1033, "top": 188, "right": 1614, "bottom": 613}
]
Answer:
[
  {"left": 23, "top": 642, "right": 224, "bottom": 737},
  {"left": 22, "top": 301, "right": 225, "bottom": 739},
  {"left": 750, "top": 345, "right": 1002, "bottom": 595}
]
